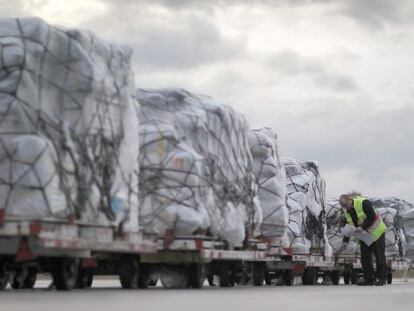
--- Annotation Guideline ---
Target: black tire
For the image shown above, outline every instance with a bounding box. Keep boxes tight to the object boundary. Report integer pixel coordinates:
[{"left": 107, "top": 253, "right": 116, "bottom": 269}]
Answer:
[
  {"left": 147, "top": 279, "right": 157, "bottom": 287},
  {"left": 11, "top": 266, "right": 37, "bottom": 289},
  {"left": 23, "top": 267, "right": 37, "bottom": 289},
  {"left": 119, "top": 256, "right": 139, "bottom": 289},
  {"left": 76, "top": 268, "right": 93, "bottom": 289},
  {"left": 343, "top": 271, "right": 350, "bottom": 285},
  {"left": 187, "top": 264, "right": 206, "bottom": 289},
  {"left": 160, "top": 266, "right": 189, "bottom": 289},
  {"left": 283, "top": 269, "right": 294, "bottom": 286},
  {"left": 51, "top": 258, "right": 79, "bottom": 291},
  {"left": 207, "top": 274, "right": 215, "bottom": 286},
  {"left": 387, "top": 271, "right": 393, "bottom": 284},
  {"left": 330, "top": 271, "right": 340, "bottom": 285},
  {"left": 351, "top": 270, "right": 358, "bottom": 284},
  {"left": 219, "top": 263, "right": 235, "bottom": 287},
  {"left": 137, "top": 265, "right": 150, "bottom": 289},
  {"left": 302, "top": 268, "right": 317, "bottom": 285},
  {"left": 264, "top": 272, "right": 272, "bottom": 285},
  {"left": 252, "top": 263, "right": 265, "bottom": 286},
  {"left": 0, "top": 261, "right": 9, "bottom": 290}
]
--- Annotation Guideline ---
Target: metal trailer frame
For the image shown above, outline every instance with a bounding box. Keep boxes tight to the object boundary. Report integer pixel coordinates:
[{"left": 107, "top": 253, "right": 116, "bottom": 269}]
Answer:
[
  {"left": 0, "top": 218, "right": 158, "bottom": 290},
  {"left": 139, "top": 237, "right": 339, "bottom": 288},
  {"left": 334, "top": 253, "right": 411, "bottom": 285},
  {"left": 1, "top": 219, "right": 412, "bottom": 290}
]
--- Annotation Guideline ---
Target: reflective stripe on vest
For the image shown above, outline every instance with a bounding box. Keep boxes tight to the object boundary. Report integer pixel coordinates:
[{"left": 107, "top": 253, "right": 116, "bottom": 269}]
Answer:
[{"left": 344, "top": 196, "right": 386, "bottom": 241}]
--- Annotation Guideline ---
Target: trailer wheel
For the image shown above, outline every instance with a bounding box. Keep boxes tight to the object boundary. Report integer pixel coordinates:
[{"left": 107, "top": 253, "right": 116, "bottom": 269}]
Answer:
[
  {"left": 252, "top": 263, "right": 265, "bottom": 286},
  {"left": 387, "top": 271, "right": 393, "bottom": 284},
  {"left": 330, "top": 271, "right": 340, "bottom": 285},
  {"left": 0, "top": 261, "right": 9, "bottom": 290},
  {"left": 76, "top": 268, "right": 93, "bottom": 289},
  {"left": 11, "top": 266, "right": 37, "bottom": 289},
  {"left": 264, "top": 271, "right": 272, "bottom": 285},
  {"left": 302, "top": 268, "right": 318, "bottom": 285},
  {"left": 187, "top": 264, "right": 206, "bottom": 289},
  {"left": 219, "top": 263, "right": 235, "bottom": 287},
  {"left": 351, "top": 270, "right": 358, "bottom": 284},
  {"left": 160, "top": 266, "right": 189, "bottom": 289},
  {"left": 207, "top": 274, "right": 215, "bottom": 286},
  {"left": 343, "top": 271, "right": 350, "bottom": 285},
  {"left": 282, "top": 269, "right": 294, "bottom": 286},
  {"left": 51, "top": 258, "right": 79, "bottom": 291},
  {"left": 119, "top": 256, "right": 139, "bottom": 289},
  {"left": 24, "top": 267, "right": 37, "bottom": 289},
  {"left": 137, "top": 265, "right": 150, "bottom": 289}
]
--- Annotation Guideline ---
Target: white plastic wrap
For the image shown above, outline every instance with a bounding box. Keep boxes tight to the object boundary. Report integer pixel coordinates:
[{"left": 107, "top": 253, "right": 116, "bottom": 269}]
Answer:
[
  {"left": 0, "top": 17, "right": 139, "bottom": 231},
  {"left": 326, "top": 197, "right": 409, "bottom": 257},
  {"left": 283, "top": 158, "right": 331, "bottom": 257},
  {"left": 326, "top": 200, "right": 359, "bottom": 255},
  {"left": 248, "top": 128, "right": 288, "bottom": 246},
  {"left": 136, "top": 88, "right": 261, "bottom": 247},
  {"left": 370, "top": 197, "right": 411, "bottom": 258}
]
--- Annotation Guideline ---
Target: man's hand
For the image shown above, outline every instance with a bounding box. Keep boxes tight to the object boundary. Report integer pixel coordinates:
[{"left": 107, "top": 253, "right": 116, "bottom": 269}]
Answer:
[{"left": 355, "top": 226, "right": 365, "bottom": 233}]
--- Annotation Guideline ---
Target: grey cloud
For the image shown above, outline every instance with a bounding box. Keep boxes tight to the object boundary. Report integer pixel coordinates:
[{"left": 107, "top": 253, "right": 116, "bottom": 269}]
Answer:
[
  {"left": 313, "top": 73, "right": 359, "bottom": 92},
  {"left": 85, "top": 2, "right": 247, "bottom": 70},
  {"left": 130, "top": 18, "right": 245, "bottom": 70},
  {"left": 0, "top": 0, "right": 34, "bottom": 17},
  {"left": 334, "top": 0, "right": 414, "bottom": 30},
  {"left": 267, "top": 50, "right": 359, "bottom": 92},
  {"left": 273, "top": 99, "right": 414, "bottom": 182},
  {"left": 98, "top": 0, "right": 329, "bottom": 11}
]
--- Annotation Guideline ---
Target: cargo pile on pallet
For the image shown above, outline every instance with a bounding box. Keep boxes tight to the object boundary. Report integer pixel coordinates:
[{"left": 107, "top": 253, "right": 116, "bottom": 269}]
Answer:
[
  {"left": 0, "top": 17, "right": 413, "bottom": 291},
  {"left": 0, "top": 17, "right": 139, "bottom": 231}
]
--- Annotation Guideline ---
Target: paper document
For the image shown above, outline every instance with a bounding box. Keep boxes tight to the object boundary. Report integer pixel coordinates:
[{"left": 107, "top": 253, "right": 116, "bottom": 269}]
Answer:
[{"left": 340, "top": 224, "right": 375, "bottom": 246}]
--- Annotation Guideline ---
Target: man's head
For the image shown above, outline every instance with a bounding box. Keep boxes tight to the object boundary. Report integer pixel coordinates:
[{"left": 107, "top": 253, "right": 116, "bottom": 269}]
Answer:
[{"left": 339, "top": 194, "right": 353, "bottom": 211}]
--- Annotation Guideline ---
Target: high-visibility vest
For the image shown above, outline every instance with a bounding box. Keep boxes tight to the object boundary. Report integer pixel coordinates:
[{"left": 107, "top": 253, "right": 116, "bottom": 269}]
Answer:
[{"left": 344, "top": 196, "right": 386, "bottom": 242}]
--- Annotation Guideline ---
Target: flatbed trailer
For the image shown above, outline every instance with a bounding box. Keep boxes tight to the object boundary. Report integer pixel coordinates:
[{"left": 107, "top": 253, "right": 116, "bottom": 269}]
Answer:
[
  {"left": 0, "top": 218, "right": 158, "bottom": 290},
  {"left": 137, "top": 237, "right": 338, "bottom": 288},
  {"left": 335, "top": 253, "right": 411, "bottom": 284},
  {"left": 1, "top": 220, "right": 411, "bottom": 290}
]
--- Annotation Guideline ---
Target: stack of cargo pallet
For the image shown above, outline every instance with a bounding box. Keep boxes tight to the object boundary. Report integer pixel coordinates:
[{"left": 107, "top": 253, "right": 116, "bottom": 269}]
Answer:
[
  {"left": 135, "top": 88, "right": 262, "bottom": 247},
  {"left": 0, "top": 17, "right": 139, "bottom": 232}
]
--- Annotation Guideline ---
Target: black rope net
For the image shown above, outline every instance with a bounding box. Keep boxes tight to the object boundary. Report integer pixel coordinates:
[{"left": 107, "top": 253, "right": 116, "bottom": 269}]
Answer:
[
  {"left": 370, "top": 197, "right": 413, "bottom": 258},
  {"left": 283, "top": 158, "right": 332, "bottom": 256},
  {"left": 135, "top": 88, "right": 261, "bottom": 247},
  {"left": 326, "top": 200, "right": 359, "bottom": 255},
  {"left": 248, "top": 128, "right": 289, "bottom": 246},
  {"left": 0, "top": 17, "right": 139, "bottom": 231},
  {"left": 326, "top": 197, "right": 413, "bottom": 257}
]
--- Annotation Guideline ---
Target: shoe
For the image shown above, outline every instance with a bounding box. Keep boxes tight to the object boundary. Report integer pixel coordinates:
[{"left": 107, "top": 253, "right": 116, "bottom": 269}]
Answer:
[
  {"left": 375, "top": 280, "right": 385, "bottom": 286},
  {"left": 356, "top": 279, "right": 374, "bottom": 286}
]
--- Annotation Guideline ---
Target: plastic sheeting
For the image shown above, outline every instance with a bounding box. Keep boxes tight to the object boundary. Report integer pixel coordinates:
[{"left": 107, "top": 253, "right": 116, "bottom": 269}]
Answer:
[
  {"left": 283, "top": 159, "right": 331, "bottom": 256},
  {"left": 326, "top": 197, "right": 410, "bottom": 257},
  {"left": 326, "top": 200, "right": 359, "bottom": 255},
  {"left": 370, "top": 197, "right": 412, "bottom": 259},
  {"left": 248, "top": 128, "right": 288, "bottom": 246},
  {"left": 135, "top": 88, "right": 261, "bottom": 247},
  {"left": 0, "top": 17, "right": 139, "bottom": 231}
]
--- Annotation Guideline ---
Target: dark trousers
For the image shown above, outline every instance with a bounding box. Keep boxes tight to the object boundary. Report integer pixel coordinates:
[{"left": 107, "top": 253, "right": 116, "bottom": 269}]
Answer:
[{"left": 360, "top": 233, "right": 386, "bottom": 283}]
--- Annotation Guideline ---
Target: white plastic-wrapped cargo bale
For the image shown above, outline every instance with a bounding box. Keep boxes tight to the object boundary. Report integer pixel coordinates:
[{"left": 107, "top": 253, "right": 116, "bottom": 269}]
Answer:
[
  {"left": 248, "top": 128, "right": 288, "bottom": 246},
  {"left": 136, "top": 88, "right": 262, "bottom": 247},
  {"left": 377, "top": 207, "right": 403, "bottom": 256},
  {"left": 370, "top": 197, "right": 411, "bottom": 258},
  {"left": 283, "top": 158, "right": 332, "bottom": 257},
  {"left": 0, "top": 17, "right": 139, "bottom": 232},
  {"left": 326, "top": 199, "right": 359, "bottom": 255},
  {"left": 401, "top": 208, "right": 414, "bottom": 262}
]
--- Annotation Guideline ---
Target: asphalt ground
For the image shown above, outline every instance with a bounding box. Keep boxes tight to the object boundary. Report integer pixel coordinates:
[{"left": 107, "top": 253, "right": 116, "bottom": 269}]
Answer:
[{"left": 1, "top": 279, "right": 413, "bottom": 311}]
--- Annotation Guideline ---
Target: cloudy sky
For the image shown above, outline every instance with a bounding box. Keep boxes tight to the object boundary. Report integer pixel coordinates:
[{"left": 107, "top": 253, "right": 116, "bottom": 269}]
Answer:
[{"left": 2, "top": 0, "right": 414, "bottom": 201}]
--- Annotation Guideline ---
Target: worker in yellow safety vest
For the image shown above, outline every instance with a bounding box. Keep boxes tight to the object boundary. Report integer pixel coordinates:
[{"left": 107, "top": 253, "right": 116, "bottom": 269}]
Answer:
[{"left": 339, "top": 194, "right": 387, "bottom": 286}]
